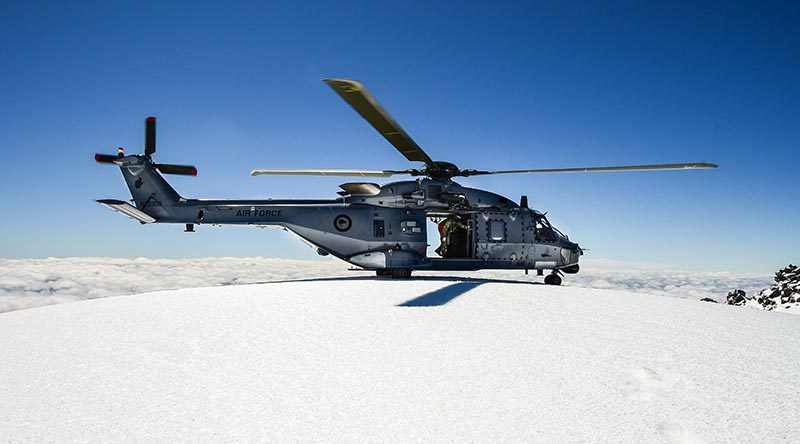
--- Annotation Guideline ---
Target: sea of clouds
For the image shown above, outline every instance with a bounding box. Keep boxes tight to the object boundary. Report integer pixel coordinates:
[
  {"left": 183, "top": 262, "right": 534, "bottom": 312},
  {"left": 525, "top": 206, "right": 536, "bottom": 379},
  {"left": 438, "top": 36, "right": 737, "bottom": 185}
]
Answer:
[{"left": 0, "top": 257, "right": 772, "bottom": 313}]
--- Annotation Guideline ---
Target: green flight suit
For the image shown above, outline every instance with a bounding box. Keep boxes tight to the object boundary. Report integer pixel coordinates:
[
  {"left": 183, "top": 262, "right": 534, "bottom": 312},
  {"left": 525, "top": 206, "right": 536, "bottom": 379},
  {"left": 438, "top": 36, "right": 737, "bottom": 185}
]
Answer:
[{"left": 435, "top": 216, "right": 468, "bottom": 257}]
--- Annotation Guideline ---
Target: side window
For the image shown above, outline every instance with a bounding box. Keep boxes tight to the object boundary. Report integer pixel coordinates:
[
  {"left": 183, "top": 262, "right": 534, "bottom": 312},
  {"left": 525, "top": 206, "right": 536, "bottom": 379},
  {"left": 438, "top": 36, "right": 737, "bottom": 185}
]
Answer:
[
  {"left": 489, "top": 220, "right": 506, "bottom": 241},
  {"left": 373, "top": 220, "right": 385, "bottom": 238}
]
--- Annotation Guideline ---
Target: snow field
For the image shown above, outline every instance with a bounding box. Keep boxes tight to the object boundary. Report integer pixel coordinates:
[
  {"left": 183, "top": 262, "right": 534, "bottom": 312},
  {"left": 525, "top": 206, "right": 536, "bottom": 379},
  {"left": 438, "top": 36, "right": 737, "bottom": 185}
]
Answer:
[{"left": 1, "top": 278, "right": 798, "bottom": 442}]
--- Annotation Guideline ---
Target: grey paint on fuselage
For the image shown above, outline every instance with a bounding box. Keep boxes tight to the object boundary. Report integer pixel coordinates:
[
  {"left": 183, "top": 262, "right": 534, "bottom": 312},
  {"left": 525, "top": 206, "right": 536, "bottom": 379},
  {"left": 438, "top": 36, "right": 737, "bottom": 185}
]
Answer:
[{"left": 108, "top": 155, "right": 581, "bottom": 272}]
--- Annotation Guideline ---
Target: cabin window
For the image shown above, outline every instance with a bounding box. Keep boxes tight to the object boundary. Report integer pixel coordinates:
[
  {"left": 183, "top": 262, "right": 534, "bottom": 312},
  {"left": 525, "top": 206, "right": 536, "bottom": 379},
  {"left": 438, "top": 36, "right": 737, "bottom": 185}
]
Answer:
[
  {"left": 489, "top": 220, "right": 506, "bottom": 241},
  {"left": 373, "top": 220, "right": 385, "bottom": 238}
]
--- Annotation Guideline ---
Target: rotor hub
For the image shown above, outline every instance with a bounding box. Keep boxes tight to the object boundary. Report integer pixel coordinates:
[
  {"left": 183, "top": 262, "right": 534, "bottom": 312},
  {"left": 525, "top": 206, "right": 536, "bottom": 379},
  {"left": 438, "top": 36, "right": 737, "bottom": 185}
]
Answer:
[{"left": 426, "top": 161, "right": 461, "bottom": 180}]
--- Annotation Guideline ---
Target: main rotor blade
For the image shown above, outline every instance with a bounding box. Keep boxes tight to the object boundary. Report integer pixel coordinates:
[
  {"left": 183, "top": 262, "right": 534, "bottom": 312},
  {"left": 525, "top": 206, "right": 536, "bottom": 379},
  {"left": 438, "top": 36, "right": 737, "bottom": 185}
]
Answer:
[
  {"left": 323, "top": 78, "right": 435, "bottom": 167},
  {"left": 251, "top": 168, "right": 411, "bottom": 177},
  {"left": 462, "top": 163, "right": 718, "bottom": 176}
]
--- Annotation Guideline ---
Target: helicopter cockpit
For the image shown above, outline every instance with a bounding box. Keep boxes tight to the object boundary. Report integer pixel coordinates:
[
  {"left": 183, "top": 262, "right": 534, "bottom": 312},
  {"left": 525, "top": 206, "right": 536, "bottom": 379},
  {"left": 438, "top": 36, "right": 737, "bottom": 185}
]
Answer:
[{"left": 533, "top": 212, "right": 559, "bottom": 243}]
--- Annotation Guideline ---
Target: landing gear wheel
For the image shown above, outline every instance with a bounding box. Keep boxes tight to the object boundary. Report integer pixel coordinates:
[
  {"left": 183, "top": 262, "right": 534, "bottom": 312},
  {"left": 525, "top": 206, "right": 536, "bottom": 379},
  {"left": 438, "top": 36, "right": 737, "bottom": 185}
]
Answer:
[
  {"left": 376, "top": 269, "right": 392, "bottom": 277},
  {"left": 544, "top": 273, "right": 562, "bottom": 286},
  {"left": 391, "top": 269, "right": 412, "bottom": 279}
]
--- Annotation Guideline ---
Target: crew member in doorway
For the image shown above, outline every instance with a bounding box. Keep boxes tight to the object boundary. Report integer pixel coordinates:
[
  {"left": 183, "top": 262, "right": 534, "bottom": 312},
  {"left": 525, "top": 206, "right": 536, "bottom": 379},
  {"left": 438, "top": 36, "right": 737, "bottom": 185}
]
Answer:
[{"left": 435, "top": 215, "right": 468, "bottom": 257}]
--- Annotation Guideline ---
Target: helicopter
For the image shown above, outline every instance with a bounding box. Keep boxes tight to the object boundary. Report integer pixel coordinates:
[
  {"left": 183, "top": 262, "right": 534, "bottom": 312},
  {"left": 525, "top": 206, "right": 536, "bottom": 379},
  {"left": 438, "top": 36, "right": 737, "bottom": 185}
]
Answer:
[{"left": 95, "top": 78, "right": 717, "bottom": 284}]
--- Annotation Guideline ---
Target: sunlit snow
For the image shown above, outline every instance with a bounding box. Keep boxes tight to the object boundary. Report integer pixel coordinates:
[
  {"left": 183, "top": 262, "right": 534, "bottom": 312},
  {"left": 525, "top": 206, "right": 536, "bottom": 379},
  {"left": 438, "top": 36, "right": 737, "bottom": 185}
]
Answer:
[{"left": 1, "top": 279, "right": 798, "bottom": 442}]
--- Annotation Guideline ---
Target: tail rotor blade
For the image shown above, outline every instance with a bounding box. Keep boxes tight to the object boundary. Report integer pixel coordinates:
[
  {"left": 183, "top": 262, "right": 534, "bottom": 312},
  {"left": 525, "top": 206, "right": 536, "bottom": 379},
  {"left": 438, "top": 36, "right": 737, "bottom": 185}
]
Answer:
[
  {"left": 94, "top": 153, "right": 119, "bottom": 164},
  {"left": 145, "top": 116, "right": 156, "bottom": 157},
  {"left": 155, "top": 163, "right": 197, "bottom": 176}
]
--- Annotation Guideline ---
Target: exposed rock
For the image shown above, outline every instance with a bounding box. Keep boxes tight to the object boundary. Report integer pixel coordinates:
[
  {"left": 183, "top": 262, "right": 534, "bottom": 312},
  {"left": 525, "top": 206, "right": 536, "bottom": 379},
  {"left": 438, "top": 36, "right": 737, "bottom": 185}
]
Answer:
[
  {"left": 726, "top": 289, "right": 749, "bottom": 306},
  {"left": 731, "top": 264, "right": 800, "bottom": 312},
  {"left": 700, "top": 297, "right": 718, "bottom": 303}
]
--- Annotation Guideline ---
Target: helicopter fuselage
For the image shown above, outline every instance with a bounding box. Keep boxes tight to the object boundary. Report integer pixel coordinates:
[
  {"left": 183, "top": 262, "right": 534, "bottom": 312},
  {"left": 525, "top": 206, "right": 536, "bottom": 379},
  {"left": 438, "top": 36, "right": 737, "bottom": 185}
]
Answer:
[{"left": 102, "top": 156, "right": 582, "bottom": 275}]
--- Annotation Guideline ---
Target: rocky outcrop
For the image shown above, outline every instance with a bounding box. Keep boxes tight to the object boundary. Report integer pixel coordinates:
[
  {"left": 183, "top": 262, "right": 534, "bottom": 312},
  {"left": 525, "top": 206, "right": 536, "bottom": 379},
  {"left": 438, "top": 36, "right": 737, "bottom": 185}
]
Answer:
[
  {"left": 725, "top": 289, "right": 749, "bottom": 306},
  {"left": 726, "top": 264, "right": 800, "bottom": 311}
]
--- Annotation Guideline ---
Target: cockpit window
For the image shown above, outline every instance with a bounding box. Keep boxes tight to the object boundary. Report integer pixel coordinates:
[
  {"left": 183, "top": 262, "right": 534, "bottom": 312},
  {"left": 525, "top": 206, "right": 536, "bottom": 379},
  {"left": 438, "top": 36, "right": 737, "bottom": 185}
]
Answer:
[
  {"left": 552, "top": 225, "right": 567, "bottom": 240},
  {"left": 534, "top": 214, "right": 557, "bottom": 242}
]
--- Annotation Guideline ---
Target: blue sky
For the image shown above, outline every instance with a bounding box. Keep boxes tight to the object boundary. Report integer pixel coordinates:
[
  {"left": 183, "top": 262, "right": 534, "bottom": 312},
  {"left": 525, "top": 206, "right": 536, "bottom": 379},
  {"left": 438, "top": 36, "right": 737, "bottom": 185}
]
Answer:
[{"left": 0, "top": 1, "right": 797, "bottom": 273}]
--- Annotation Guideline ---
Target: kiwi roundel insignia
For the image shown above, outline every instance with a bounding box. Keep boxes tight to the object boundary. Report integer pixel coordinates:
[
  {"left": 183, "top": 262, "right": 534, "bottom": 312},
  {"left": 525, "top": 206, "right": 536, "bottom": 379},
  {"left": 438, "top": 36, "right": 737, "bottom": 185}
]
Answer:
[{"left": 334, "top": 215, "right": 352, "bottom": 232}]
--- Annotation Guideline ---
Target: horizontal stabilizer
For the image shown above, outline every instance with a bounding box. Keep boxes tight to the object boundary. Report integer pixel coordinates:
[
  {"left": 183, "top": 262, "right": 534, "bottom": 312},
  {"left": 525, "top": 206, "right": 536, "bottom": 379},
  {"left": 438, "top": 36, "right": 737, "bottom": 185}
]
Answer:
[{"left": 96, "top": 199, "right": 156, "bottom": 223}]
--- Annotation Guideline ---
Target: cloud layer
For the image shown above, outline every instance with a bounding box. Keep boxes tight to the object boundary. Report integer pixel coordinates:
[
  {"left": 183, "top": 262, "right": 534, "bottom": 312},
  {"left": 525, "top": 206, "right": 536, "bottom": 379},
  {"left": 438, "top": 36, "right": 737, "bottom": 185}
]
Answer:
[{"left": 0, "top": 257, "right": 772, "bottom": 313}]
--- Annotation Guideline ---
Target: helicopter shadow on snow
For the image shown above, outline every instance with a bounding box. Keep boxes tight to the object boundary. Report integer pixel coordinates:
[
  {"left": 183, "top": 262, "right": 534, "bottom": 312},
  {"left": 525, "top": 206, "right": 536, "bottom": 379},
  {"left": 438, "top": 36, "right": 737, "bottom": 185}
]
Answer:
[{"left": 243, "top": 275, "right": 543, "bottom": 307}]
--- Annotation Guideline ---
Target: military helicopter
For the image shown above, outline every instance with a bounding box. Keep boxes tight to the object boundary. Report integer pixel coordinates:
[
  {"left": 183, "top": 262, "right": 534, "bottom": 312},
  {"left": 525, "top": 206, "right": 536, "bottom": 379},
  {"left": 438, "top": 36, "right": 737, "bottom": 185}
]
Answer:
[{"left": 95, "top": 78, "right": 716, "bottom": 284}]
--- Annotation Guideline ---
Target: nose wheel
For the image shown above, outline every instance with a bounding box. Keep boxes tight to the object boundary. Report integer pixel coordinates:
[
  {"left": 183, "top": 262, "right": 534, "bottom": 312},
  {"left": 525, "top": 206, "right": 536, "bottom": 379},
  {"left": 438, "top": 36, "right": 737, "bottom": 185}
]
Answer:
[{"left": 544, "top": 273, "right": 562, "bottom": 286}]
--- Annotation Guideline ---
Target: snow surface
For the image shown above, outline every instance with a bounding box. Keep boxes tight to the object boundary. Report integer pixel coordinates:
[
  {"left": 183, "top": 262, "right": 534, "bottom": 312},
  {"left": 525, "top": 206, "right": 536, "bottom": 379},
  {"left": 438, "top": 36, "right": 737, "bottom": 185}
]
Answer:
[
  {"left": 0, "top": 257, "right": 771, "bottom": 313},
  {"left": 2, "top": 278, "right": 799, "bottom": 442}
]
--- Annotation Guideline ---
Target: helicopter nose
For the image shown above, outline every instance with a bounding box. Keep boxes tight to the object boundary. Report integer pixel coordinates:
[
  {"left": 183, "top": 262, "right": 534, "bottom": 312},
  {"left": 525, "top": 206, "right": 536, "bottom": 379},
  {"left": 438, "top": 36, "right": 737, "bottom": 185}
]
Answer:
[
  {"left": 560, "top": 238, "right": 579, "bottom": 252},
  {"left": 560, "top": 240, "right": 583, "bottom": 261}
]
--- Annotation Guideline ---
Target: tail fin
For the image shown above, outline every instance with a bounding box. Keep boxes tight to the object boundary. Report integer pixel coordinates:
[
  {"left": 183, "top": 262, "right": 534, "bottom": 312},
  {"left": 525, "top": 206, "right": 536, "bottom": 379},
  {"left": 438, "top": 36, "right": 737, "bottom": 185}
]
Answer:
[
  {"left": 117, "top": 155, "right": 182, "bottom": 220},
  {"left": 95, "top": 117, "right": 197, "bottom": 222}
]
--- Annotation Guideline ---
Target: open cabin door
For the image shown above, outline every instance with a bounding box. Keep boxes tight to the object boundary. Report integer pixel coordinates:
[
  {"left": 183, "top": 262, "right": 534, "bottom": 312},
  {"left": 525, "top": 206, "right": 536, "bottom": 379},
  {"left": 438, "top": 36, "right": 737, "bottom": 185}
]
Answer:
[{"left": 427, "top": 213, "right": 474, "bottom": 259}]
